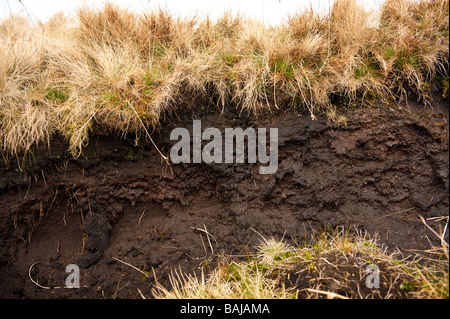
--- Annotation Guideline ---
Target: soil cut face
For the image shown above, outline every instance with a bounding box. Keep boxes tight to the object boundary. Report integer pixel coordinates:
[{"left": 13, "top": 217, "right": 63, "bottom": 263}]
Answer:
[{"left": 0, "top": 97, "right": 448, "bottom": 299}]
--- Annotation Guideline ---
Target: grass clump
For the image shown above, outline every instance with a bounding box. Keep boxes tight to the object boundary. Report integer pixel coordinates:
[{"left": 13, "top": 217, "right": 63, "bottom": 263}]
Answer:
[
  {"left": 0, "top": 0, "right": 448, "bottom": 157},
  {"left": 152, "top": 226, "right": 449, "bottom": 299}
]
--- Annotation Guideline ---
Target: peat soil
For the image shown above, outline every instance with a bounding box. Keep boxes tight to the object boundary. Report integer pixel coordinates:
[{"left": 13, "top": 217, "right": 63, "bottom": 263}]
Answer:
[{"left": 0, "top": 95, "right": 448, "bottom": 299}]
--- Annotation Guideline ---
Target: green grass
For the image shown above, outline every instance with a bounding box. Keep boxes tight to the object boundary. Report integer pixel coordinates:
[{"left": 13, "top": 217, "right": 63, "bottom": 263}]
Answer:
[
  {"left": 271, "top": 57, "right": 295, "bottom": 80},
  {"left": 46, "top": 87, "right": 69, "bottom": 103}
]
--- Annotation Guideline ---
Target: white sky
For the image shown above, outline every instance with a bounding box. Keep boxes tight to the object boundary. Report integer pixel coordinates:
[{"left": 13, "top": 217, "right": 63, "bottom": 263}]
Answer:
[{"left": 0, "top": 0, "right": 385, "bottom": 25}]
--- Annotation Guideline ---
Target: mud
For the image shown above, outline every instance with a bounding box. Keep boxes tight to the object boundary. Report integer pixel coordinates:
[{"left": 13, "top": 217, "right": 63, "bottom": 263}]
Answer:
[{"left": 0, "top": 95, "right": 448, "bottom": 299}]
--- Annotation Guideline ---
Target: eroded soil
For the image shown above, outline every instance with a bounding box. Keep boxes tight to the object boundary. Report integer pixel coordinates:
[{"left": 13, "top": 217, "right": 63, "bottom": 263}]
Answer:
[{"left": 0, "top": 97, "right": 448, "bottom": 298}]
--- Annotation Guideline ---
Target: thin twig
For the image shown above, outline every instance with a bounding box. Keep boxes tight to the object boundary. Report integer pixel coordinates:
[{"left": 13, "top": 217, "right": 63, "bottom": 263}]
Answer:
[
  {"left": 377, "top": 207, "right": 415, "bottom": 220},
  {"left": 18, "top": 0, "right": 33, "bottom": 22},
  {"left": 113, "top": 257, "right": 149, "bottom": 278},
  {"left": 137, "top": 288, "right": 147, "bottom": 299},
  {"left": 306, "top": 288, "right": 349, "bottom": 299},
  {"left": 419, "top": 216, "right": 449, "bottom": 260},
  {"left": 137, "top": 208, "right": 146, "bottom": 227},
  {"left": 28, "top": 262, "right": 50, "bottom": 289},
  {"left": 192, "top": 224, "right": 217, "bottom": 255},
  {"left": 127, "top": 101, "right": 171, "bottom": 170}
]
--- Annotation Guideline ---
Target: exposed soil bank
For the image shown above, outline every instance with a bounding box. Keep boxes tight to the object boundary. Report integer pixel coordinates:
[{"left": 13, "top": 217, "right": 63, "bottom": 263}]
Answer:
[{"left": 0, "top": 97, "right": 448, "bottom": 298}]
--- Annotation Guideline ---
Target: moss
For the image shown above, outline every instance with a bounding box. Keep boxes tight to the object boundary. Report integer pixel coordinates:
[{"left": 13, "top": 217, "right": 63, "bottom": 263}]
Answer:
[
  {"left": 123, "top": 147, "right": 143, "bottom": 161},
  {"left": 46, "top": 87, "right": 69, "bottom": 102}
]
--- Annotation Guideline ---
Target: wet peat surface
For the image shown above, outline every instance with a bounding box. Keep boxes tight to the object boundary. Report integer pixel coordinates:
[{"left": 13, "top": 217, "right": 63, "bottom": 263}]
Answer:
[{"left": 0, "top": 97, "right": 448, "bottom": 299}]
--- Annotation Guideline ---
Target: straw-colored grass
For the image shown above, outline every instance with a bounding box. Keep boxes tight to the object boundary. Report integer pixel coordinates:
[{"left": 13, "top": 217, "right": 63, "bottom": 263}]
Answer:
[
  {"left": 152, "top": 225, "right": 449, "bottom": 299},
  {"left": 0, "top": 0, "right": 448, "bottom": 156}
]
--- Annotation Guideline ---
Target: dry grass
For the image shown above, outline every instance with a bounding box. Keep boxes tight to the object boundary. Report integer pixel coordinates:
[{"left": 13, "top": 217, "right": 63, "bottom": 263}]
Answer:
[
  {"left": 152, "top": 226, "right": 449, "bottom": 299},
  {"left": 0, "top": 0, "right": 448, "bottom": 156}
]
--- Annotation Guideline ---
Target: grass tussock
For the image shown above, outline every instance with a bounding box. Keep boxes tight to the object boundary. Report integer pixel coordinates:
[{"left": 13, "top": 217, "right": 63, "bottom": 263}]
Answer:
[
  {"left": 0, "top": 0, "right": 448, "bottom": 156},
  {"left": 152, "top": 226, "right": 449, "bottom": 299}
]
